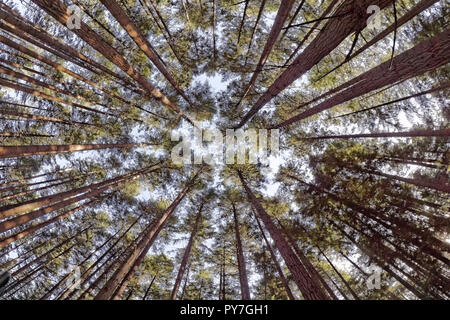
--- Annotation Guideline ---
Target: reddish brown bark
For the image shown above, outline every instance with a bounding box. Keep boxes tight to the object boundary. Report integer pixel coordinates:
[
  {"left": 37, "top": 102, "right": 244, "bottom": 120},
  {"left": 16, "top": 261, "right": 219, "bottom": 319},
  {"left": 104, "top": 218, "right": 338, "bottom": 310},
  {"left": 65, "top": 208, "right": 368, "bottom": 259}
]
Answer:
[
  {"left": 100, "top": 0, "right": 193, "bottom": 106},
  {"left": 272, "top": 28, "right": 450, "bottom": 128},
  {"left": 237, "top": 170, "right": 329, "bottom": 299},
  {"left": 237, "top": 0, "right": 295, "bottom": 107},
  {"left": 170, "top": 202, "right": 203, "bottom": 299},
  {"left": 30, "top": 0, "right": 194, "bottom": 125},
  {"left": 232, "top": 202, "right": 251, "bottom": 300},
  {"left": 94, "top": 169, "right": 201, "bottom": 299},
  {"left": 238, "top": 0, "right": 395, "bottom": 127}
]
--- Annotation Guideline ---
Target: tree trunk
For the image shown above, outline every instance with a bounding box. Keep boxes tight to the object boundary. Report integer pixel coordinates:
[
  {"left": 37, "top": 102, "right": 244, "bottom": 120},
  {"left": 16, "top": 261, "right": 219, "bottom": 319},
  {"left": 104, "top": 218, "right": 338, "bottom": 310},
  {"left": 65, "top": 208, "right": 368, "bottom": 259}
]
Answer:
[
  {"left": 237, "top": 170, "right": 329, "bottom": 299},
  {"left": 237, "top": 0, "right": 295, "bottom": 107},
  {"left": 304, "top": 128, "right": 450, "bottom": 140},
  {"left": 238, "top": 0, "right": 395, "bottom": 127},
  {"left": 94, "top": 169, "right": 201, "bottom": 300},
  {"left": 272, "top": 28, "right": 450, "bottom": 128},
  {"left": 99, "top": 0, "right": 192, "bottom": 106},
  {"left": 232, "top": 202, "right": 251, "bottom": 300},
  {"left": 170, "top": 202, "right": 203, "bottom": 299},
  {"left": 30, "top": 0, "right": 194, "bottom": 125},
  {"left": 253, "top": 209, "right": 295, "bottom": 300}
]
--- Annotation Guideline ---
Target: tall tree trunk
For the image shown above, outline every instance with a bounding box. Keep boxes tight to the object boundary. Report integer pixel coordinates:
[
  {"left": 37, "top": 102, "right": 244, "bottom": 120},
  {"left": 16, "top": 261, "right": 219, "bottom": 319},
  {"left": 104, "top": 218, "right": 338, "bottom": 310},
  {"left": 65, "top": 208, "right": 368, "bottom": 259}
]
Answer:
[
  {"left": 232, "top": 202, "right": 251, "bottom": 300},
  {"left": 94, "top": 169, "right": 201, "bottom": 300},
  {"left": 303, "top": 128, "right": 450, "bottom": 140},
  {"left": 244, "top": 0, "right": 266, "bottom": 64},
  {"left": 170, "top": 202, "right": 203, "bottom": 299},
  {"left": 237, "top": 0, "right": 395, "bottom": 127},
  {"left": 0, "top": 143, "right": 142, "bottom": 160},
  {"left": 30, "top": 0, "right": 194, "bottom": 125},
  {"left": 272, "top": 28, "right": 450, "bottom": 128},
  {"left": 317, "top": 247, "right": 359, "bottom": 300},
  {"left": 237, "top": 170, "right": 329, "bottom": 299},
  {"left": 252, "top": 209, "right": 295, "bottom": 300},
  {"left": 237, "top": 0, "right": 249, "bottom": 45},
  {"left": 278, "top": 221, "right": 338, "bottom": 300},
  {"left": 0, "top": 163, "right": 159, "bottom": 220},
  {"left": 0, "top": 3, "right": 134, "bottom": 88},
  {"left": 99, "top": 0, "right": 193, "bottom": 106},
  {"left": 236, "top": 0, "right": 295, "bottom": 107}
]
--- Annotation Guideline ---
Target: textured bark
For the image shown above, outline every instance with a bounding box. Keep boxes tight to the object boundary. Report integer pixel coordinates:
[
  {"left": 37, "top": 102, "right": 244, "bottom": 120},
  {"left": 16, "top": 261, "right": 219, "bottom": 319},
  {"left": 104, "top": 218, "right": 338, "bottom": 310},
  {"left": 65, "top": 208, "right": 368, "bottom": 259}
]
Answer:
[
  {"left": 318, "top": 248, "right": 359, "bottom": 300},
  {"left": 95, "top": 170, "right": 201, "bottom": 300},
  {"left": 237, "top": 0, "right": 249, "bottom": 44},
  {"left": 143, "top": 275, "right": 157, "bottom": 300},
  {"left": 170, "top": 202, "right": 203, "bottom": 299},
  {"left": 304, "top": 128, "right": 450, "bottom": 140},
  {"left": 62, "top": 214, "right": 144, "bottom": 300},
  {"left": 272, "top": 28, "right": 450, "bottom": 128},
  {"left": 238, "top": 170, "right": 329, "bottom": 299},
  {"left": 0, "top": 3, "right": 133, "bottom": 87},
  {"left": 284, "top": 0, "right": 340, "bottom": 66},
  {"left": 30, "top": 0, "right": 194, "bottom": 125},
  {"left": 0, "top": 143, "right": 140, "bottom": 160},
  {"left": 253, "top": 209, "right": 295, "bottom": 300},
  {"left": 232, "top": 202, "right": 250, "bottom": 300},
  {"left": 0, "top": 64, "right": 114, "bottom": 114},
  {"left": 238, "top": 0, "right": 395, "bottom": 127},
  {"left": 237, "top": 0, "right": 295, "bottom": 107},
  {"left": 0, "top": 164, "right": 159, "bottom": 220},
  {"left": 40, "top": 223, "right": 120, "bottom": 300},
  {"left": 362, "top": 168, "right": 450, "bottom": 194},
  {"left": 244, "top": 0, "right": 266, "bottom": 64},
  {"left": 100, "top": 0, "right": 192, "bottom": 106}
]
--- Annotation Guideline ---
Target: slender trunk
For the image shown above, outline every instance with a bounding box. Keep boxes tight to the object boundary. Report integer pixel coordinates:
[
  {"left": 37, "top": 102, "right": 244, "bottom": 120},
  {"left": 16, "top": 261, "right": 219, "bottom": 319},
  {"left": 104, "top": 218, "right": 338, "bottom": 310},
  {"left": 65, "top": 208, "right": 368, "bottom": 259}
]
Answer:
[
  {"left": 31, "top": 0, "right": 194, "bottom": 125},
  {"left": 279, "top": 0, "right": 306, "bottom": 42},
  {"left": 244, "top": 0, "right": 266, "bottom": 64},
  {"left": 143, "top": 275, "right": 157, "bottom": 300},
  {"left": 238, "top": 0, "right": 395, "bottom": 127},
  {"left": 0, "top": 143, "right": 142, "bottom": 160},
  {"left": 237, "top": 170, "right": 329, "bottom": 299},
  {"left": 284, "top": 0, "right": 340, "bottom": 66},
  {"left": 278, "top": 222, "right": 338, "bottom": 300},
  {"left": 318, "top": 248, "right": 359, "bottom": 300},
  {"left": 94, "top": 170, "right": 201, "bottom": 300},
  {"left": 232, "top": 202, "right": 250, "bottom": 300},
  {"left": 0, "top": 3, "right": 134, "bottom": 87},
  {"left": 252, "top": 209, "right": 295, "bottom": 300},
  {"left": 0, "top": 163, "right": 159, "bottom": 220},
  {"left": 236, "top": 0, "right": 295, "bottom": 107},
  {"left": 362, "top": 167, "right": 450, "bottom": 194},
  {"left": 170, "top": 202, "right": 203, "bottom": 299},
  {"left": 321, "top": 0, "right": 440, "bottom": 80},
  {"left": 100, "top": 0, "right": 192, "bottom": 106},
  {"left": 237, "top": 0, "right": 249, "bottom": 45},
  {"left": 272, "top": 28, "right": 450, "bottom": 128},
  {"left": 0, "top": 77, "right": 115, "bottom": 117},
  {"left": 303, "top": 128, "right": 450, "bottom": 140}
]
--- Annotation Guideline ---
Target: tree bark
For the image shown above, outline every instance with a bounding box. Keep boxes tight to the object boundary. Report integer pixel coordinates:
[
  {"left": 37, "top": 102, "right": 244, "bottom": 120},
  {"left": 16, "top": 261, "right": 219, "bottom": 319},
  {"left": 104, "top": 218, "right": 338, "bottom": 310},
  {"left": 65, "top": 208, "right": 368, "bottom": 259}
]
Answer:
[
  {"left": 238, "top": 0, "right": 395, "bottom": 127},
  {"left": 232, "top": 202, "right": 251, "bottom": 300},
  {"left": 237, "top": 170, "right": 329, "bottom": 299},
  {"left": 272, "top": 28, "right": 450, "bottom": 128},
  {"left": 170, "top": 202, "right": 203, "bottom": 299}
]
